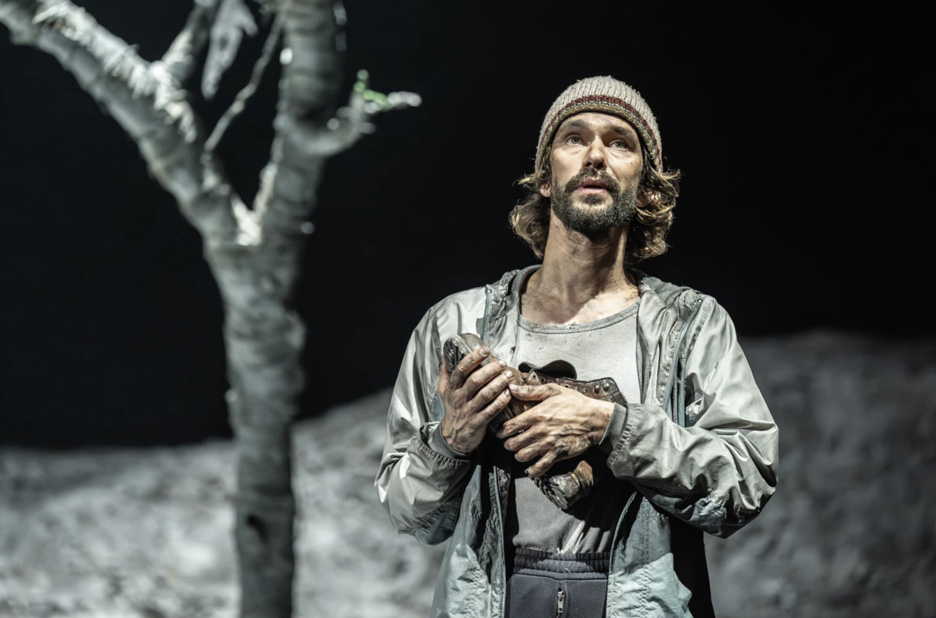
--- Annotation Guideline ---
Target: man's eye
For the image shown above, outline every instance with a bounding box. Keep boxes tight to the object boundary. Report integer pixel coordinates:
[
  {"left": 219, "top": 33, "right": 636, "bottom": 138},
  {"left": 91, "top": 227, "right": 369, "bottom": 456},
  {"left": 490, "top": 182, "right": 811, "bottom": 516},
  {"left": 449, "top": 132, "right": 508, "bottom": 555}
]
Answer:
[
  {"left": 610, "top": 140, "right": 631, "bottom": 150},
  {"left": 566, "top": 135, "right": 582, "bottom": 145}
]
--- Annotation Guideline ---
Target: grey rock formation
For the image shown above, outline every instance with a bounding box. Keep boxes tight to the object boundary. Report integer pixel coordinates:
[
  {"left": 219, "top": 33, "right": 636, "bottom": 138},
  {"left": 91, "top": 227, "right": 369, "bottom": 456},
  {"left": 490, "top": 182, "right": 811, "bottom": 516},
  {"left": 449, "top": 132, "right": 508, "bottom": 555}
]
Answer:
[
  {"left": 708, "top": 333, "right": 936, "bottom": 617},
  {"left": 0, "top": 389, "right": 443, "bottom": 618},
  {"left": 1, "top": 333, "right": 934, "bottom": 617}
]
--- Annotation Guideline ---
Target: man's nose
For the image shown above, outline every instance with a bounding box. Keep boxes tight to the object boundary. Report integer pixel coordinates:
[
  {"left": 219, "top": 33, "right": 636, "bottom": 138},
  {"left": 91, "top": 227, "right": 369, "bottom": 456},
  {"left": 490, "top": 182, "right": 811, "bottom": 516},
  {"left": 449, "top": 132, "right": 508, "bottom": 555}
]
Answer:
[{"left": 584, "top": 138, "right": 607, "bottom": 168}]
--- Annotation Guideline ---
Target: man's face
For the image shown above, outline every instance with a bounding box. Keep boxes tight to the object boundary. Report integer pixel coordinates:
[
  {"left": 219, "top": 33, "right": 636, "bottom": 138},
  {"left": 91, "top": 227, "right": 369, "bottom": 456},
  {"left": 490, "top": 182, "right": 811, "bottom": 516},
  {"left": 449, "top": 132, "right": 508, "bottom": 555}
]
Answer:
[{"left": 541, "top": 112, "right": 645, "bottom": 235}]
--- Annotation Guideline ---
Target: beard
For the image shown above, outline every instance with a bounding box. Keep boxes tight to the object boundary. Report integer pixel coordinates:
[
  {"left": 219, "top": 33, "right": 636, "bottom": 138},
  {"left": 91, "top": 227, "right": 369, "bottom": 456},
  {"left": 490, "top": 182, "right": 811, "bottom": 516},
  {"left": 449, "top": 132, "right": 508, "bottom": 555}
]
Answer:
[{"left": 550, "top": 169, "right": 638, "bottom": 235}]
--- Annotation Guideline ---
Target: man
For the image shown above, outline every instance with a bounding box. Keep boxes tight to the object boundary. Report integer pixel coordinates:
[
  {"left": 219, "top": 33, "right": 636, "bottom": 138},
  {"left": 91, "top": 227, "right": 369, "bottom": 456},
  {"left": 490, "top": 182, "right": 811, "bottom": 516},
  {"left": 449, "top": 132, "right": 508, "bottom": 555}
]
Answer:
[{"left": 376, "top": 76, "right": 778, "bottom": 617}]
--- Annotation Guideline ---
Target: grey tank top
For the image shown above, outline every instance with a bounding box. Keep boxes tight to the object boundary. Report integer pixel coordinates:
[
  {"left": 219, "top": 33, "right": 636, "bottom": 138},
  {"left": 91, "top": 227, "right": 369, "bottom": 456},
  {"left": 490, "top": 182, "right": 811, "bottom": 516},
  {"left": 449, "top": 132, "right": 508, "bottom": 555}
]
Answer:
[{"left": 506, "top": 300, "right": 640, "bottom": 554}]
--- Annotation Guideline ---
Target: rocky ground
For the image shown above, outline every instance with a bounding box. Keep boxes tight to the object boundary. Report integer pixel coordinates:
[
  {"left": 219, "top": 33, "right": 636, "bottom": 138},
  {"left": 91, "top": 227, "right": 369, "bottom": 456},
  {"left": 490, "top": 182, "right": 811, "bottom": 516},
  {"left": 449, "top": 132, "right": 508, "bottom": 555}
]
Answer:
[{"left": 1, "top": 332, "right": 934, "bottom": 617}]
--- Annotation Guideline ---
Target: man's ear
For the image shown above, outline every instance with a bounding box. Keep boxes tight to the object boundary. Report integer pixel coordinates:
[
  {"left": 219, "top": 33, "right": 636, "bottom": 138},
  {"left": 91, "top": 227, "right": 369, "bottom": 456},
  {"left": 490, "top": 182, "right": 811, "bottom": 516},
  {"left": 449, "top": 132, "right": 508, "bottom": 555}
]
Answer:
[{"left": 539, "top": 182, "right": 551, "bottom": 199}]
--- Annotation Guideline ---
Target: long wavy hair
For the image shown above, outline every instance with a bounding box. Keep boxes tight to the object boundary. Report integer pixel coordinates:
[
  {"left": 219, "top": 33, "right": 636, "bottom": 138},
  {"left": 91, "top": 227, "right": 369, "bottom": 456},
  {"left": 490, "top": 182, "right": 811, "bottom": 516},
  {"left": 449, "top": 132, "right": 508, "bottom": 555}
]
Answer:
[{"left": 508, "top": 146, "right": 681, "bottom": 265}]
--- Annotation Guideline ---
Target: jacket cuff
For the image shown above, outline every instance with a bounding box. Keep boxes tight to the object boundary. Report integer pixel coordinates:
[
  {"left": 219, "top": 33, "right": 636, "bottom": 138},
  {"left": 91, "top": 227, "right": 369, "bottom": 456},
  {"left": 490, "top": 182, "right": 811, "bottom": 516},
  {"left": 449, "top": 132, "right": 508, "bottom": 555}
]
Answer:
[
  {"left": 598, "top": 403, "right": 628, "bottom": 455},
  {"left": 427, "top": 423, "right": 475, "bottom": 460}
]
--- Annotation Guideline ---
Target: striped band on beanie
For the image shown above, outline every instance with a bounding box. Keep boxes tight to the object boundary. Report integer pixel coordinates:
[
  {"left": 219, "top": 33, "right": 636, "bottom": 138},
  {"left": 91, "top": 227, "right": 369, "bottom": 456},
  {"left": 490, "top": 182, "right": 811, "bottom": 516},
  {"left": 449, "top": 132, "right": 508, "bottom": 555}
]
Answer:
[{"left": 535, "top": 76, "right": 662, "bottom": 174}]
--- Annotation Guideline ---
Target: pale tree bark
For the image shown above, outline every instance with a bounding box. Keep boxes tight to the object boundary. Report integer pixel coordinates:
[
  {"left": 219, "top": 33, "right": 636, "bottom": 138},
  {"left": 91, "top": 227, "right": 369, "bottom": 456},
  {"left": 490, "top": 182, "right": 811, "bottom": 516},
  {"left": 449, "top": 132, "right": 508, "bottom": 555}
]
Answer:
[{"left": 0, "top": 1, "right": 419, "bottom": 616}]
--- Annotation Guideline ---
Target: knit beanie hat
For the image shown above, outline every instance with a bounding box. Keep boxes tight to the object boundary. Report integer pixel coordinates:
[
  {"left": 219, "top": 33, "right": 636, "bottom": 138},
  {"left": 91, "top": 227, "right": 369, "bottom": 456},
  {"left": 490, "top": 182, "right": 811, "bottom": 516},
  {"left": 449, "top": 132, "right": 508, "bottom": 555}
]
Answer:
[{"left": 535, "top": 76, "right": 662, "bottom": 174}]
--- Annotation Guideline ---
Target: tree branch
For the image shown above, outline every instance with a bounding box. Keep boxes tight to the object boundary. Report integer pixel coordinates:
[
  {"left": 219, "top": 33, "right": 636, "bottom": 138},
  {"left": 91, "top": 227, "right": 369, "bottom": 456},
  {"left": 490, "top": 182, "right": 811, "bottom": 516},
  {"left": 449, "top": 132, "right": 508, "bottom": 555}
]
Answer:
[
  {"left": 202, "top": 0, "right": 258, "bottom": 99},
  {"left": 255, "top": 0, "right": 419, "bottom": 241},
  {"left": 158, "top": 0, "right": 222, "bottom": 87},
  {"left": 300, "top": 69, "right": 421, "bottom": 156},
  {"left": 205, "top": 13, "right": 283, "bottom": 152},
  {"left": 0, "top": 0, "right": 240, "bottom": 245}
]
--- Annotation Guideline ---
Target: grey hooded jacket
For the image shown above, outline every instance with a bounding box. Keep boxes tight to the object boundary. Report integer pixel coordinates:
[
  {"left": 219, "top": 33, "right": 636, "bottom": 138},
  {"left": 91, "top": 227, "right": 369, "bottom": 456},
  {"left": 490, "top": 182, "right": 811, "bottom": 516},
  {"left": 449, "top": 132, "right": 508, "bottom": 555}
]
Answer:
[{"left": 376, "top": 265, "right": 779, "bottom": 617}]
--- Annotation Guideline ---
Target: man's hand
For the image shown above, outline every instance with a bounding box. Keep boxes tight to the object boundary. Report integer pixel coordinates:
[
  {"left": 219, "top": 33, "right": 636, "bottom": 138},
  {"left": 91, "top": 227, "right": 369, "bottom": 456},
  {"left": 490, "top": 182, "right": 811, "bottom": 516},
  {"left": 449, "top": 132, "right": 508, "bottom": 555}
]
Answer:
[
  {"left": 496, "top": 383, "right": 614, "bottom": 477},
  {"left": 437, "top": 346, "right": 513, "bottom": 455}
]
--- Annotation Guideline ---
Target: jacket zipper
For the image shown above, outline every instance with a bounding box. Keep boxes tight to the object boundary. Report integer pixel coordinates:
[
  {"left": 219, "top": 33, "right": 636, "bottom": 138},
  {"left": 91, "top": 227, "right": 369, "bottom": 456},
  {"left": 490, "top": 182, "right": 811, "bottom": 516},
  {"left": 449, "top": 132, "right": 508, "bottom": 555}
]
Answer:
[
  {"left": 556, "top": 588, "right": 565, "bottom": 617},
  {"left": 607, "top": 299, "right": 703, "bottom": 585},
  {"left": 493, "top": 467, "right": 507, "bottom": 617},
  {"left": 606, "top": 489, "right": 638, "bottom": 589},
  {"left": 486, "top": 285, "right": 508, "bottom": 618},
  {"left": 663, "top": 298, "right": 704, "bottom": 424},
  {"left": 481, "top": 285, "right": 494, "bottom": 344}
]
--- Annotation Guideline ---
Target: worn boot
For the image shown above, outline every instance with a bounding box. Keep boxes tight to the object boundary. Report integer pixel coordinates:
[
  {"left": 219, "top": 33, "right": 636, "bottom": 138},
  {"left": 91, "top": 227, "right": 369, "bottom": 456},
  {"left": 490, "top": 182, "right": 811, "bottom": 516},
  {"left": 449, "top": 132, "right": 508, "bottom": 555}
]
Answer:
[{"left": 442, "top": 333, "right": 626, "bottom": 510}]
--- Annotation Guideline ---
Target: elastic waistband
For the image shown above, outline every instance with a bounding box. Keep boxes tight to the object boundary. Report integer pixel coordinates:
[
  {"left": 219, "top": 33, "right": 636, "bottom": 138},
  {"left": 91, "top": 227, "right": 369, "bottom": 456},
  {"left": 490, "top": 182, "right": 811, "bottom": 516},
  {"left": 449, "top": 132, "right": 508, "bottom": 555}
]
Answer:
[{"left": 512, "top": 548, "right": 610, "bottom": 577}]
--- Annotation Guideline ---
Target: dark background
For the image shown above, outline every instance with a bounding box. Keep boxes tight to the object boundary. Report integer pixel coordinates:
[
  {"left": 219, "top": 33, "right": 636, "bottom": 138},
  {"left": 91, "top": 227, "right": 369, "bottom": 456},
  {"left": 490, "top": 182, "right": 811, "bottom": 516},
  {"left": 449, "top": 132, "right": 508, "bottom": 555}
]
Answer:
[{"left": 0, "top": 2, "right": 930, "bottom": 447}]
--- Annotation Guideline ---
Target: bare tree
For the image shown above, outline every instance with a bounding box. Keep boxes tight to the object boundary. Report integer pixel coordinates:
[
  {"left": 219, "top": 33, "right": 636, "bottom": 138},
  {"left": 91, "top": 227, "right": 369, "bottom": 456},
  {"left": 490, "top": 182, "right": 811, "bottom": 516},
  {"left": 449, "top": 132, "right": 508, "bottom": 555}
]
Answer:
[{"left": 0, "top": 1, "right": 419, "bottom": 616}]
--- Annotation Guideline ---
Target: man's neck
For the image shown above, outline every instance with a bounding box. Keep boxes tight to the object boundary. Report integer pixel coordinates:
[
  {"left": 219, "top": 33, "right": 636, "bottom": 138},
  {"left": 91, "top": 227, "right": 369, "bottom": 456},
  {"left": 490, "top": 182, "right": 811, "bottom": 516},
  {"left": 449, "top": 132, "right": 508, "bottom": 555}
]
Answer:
[{"left": 521, "top": 220, "right": 638, "bottom": 325}]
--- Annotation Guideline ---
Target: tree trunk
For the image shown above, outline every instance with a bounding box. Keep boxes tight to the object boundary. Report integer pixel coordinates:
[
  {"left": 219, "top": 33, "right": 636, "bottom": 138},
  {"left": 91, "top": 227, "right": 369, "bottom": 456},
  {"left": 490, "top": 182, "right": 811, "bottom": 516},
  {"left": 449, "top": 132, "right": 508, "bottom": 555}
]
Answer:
[
  {"left": 216, "top": 241, "right": 307, "bottom": 617},
  {"left": 0, "top": 1, "right": 418, "bottom": 616}
]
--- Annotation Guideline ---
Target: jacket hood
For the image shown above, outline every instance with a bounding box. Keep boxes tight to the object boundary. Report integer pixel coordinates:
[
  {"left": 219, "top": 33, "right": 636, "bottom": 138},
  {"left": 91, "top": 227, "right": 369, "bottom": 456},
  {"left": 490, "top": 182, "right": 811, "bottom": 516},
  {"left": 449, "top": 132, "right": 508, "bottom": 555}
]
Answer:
[{"left": 485, "top": 264, "right": 700, "bottom": 323}]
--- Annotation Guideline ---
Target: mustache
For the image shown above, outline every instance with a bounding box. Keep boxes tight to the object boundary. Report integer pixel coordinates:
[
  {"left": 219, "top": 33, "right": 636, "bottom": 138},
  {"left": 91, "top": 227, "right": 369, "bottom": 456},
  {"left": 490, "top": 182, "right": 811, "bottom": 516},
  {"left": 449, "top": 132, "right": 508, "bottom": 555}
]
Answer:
[{"left": 562, "top": 169, "right": 621, "bottom": 196}]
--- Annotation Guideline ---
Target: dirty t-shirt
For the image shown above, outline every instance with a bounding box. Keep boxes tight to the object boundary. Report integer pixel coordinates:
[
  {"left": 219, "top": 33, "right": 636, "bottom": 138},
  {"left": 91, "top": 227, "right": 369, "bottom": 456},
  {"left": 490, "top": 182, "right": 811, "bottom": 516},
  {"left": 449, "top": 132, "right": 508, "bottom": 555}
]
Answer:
[{"left": 505, "top": 301, "right": 640, "bottom": 554}]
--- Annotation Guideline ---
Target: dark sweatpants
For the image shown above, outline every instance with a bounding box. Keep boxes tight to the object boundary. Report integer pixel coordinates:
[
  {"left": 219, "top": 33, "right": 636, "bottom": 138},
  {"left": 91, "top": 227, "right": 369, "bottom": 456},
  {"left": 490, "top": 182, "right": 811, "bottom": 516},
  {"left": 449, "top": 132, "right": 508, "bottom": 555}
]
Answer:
[{"left": 505, "top": 549, "right": 609, "bottom": 618}]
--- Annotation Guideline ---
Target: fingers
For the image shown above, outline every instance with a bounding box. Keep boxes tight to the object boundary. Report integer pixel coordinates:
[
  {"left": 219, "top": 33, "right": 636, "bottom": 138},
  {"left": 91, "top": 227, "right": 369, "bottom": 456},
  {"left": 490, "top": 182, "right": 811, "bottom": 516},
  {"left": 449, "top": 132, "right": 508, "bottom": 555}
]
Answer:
[
  {"left": 478, "top": 387, "right": 511, "bottom": 423},
  {"left": 436, "top": 357, "right": 450, "bottom": 397},
  {"left": 497, "top": 411, "right": 530, "bottom": 440},
  {"left": 497, "top": 383, "right": 567, "bottom": 437},
  {"left": 508, "top": 382, "right": 561, "bottom": 401},
  {"left": 525, "top": 451, "right": 558, "bottom": 478},
  {"left": 448, "top": 346, "right": 491, "bottom": 391},
  {"left": 500, "top": 423, "right": 536, "bottom": 450},
  {"left": 439, "top": 344, "right": 511, "bottom": 422},
  {"left": 471, "top": 364, "right": 511, "bottom": 405},
  {"left": 465, "top": 360, "right": 510, "bottom": 400},
  {"left": 440, "top": 349, "right": 501, "bottom": 399}
]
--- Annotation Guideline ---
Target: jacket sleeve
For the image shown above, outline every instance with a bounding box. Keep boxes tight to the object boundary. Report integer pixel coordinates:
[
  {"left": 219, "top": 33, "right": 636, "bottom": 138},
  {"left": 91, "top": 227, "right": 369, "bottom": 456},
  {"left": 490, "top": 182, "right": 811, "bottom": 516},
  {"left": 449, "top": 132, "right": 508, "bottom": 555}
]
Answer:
[
  {"left": 605, "top": 299, "right": 779, "bottom": 538},
  {"left": 375, "top": 307, "right": 475, "bottom": 545}
]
